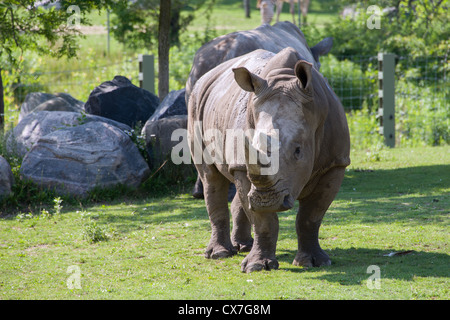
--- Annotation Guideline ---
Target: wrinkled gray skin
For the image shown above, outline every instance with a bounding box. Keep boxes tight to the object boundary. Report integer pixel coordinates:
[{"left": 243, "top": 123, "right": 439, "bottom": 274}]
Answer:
[
  {"left": 186, "top": 21, "right": 333, "bottom": 200},
  {"left": 185, "top": 21, "right": 333, "bottom": 104},
  {"left": 188, "top": 47, "right": 350, "bottom": 273}
]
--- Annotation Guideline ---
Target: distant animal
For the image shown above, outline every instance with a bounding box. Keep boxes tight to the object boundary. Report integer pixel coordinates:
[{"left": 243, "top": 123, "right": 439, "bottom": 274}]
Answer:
[
  {"left": 257, "top": 0, "right": 276, "bottom": 25},
  {"left": 257, "top": 0, "right": 311, "bottom": 25},
  {"left": 188, "top": 46, "right": 350, "bottom": 272}
]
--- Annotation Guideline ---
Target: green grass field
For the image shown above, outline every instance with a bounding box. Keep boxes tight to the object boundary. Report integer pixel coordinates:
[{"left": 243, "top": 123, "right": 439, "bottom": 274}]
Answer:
[
  {"left": 0, "top": 0, "right": 448, "bottom": 300},
  {"left": 0, "top": 146, "right": 448, "bottom": 299}
]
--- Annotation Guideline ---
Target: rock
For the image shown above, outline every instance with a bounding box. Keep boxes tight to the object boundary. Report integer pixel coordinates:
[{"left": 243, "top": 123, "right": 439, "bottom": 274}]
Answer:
[
  {"left": 84, "top": 75, "right": 159, "bottom": 128},
  {"left": 7, "top": 111, "right": 131, "bottom": 158},
  {"left": 148, "top": 88, "right": 186, "bottom": 122},
  {"left": 20, "top": 121, "right": 150, "bottom": 197},
  {"left": 0, "top": 156, "right": 14, "bottom": 199},
  {"left": 141, "top": 114, "right": 188, "bottom": 169},
  {"left": 19, "top": 92, "right": 84, "bottom": 122},
  {"left": 33, "top": 97, "right": 81, "bottom": 113}
]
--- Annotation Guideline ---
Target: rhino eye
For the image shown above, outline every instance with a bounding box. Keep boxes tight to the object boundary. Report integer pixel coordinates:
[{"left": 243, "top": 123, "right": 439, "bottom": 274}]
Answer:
[{"left": 294, "top": 147, "right": 301, "bottom": 160}]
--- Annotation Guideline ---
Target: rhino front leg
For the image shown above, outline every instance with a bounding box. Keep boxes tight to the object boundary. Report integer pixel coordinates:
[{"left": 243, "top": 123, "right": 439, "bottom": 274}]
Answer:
[
  {"left": 231, "top": 194, "right": 253, "bottom": 252},
  {"left": 294, "top": 167, "right": 345, "bottom": 267},
  {"left": 241, "top": 211, "right": 279, "bottom": 273},
  {"left": 200, "top": 168, "right": 237, "bottom": 259}
]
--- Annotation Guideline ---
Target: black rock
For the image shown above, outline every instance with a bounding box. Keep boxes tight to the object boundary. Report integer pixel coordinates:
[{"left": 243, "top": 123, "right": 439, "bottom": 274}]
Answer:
[
  {"left": 84, "top": 76, "right": 159, "bottom": 128},
  {"left": 148, "top": 88, "right": 186, "bottom": 122}
]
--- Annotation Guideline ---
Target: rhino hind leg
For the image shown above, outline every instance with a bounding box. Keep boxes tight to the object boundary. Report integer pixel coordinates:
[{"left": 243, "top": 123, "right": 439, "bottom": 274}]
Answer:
[
  {"left": 294, "top": 167, "right": 346, "bottom": 267},
  {"left": 231, "top": 194, "right": 253, "bottom": 252},
  {"left": 200, "top": 166, "right": 237, "bottom": 259}
]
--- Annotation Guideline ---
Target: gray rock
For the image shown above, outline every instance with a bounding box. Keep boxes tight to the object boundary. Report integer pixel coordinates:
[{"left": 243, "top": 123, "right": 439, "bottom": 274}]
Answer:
[
  {"left": 148, "top": 88, "right": 186, "bottom": 122},
  {"left": 19, "top": 92, "right": 84, "bottom": 122},
  {"left": 20, "top": 121, "right": 150, "bottom": 197},
  {"left": 84, "top": 75, "right": 159, "bottom": 128},
  {"left": 33, "top": 97, "right": 81, "bottom": 113},
  {"left": 7, "top": 111, "right": 131, "bottom": 158},
  {"left": 141, "top": 114, "right": 187, "bottom": 169},
  {"left": 0, "top": 156, "right": 14, "bottom": 199}
]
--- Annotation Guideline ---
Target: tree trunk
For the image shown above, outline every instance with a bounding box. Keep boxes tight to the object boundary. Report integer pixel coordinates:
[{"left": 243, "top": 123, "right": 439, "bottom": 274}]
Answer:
[
  {"left": 244, "top": 0, "right": 251, "bottom": 18},
  {"left": 0, "top": 68, "right": 4, "bottom": 132},
  {"left": 158, "top": 0, "right": 171, "bottom": 100}
]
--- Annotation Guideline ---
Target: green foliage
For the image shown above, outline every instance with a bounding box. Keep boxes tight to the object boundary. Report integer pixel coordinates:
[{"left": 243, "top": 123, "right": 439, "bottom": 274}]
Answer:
[
  {"left": 124, "top": 121, "right": 149, "bottom": 165},
  {"left": 0, "top": 0, "right": 122, "bottom": 64},
  {"left": 111, "top": 0, "right": 216, "bottom": 50},
  {"left": 82, "top": 218, "right": 116, "bottom": 243},
  {"left": 322, "top": 0, "right": 449, "bottom": 59},
  {"left": 396, "top": 79, "right": 449, "bottom": 147},
  {"left": 347, "top": 103, "right": 384, "bottom": 150},
  {"left": 320, "top": 54, "right": 375, "bottom": 111}
]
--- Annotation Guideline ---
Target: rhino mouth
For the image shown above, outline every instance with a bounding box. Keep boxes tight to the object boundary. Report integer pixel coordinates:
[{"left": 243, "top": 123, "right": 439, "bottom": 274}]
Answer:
[{"left": 248, "top": 182, "right": 294, "bottom": 213}]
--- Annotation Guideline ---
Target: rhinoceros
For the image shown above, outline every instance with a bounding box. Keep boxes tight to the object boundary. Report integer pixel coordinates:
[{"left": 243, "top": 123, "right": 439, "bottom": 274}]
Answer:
[
  {"left": 187, "top": 47, "right": 350, "bottom": 273},
  {"left": 186, "top": 21, "right": 333, "bottom": 199},
  {"left": 185, "top": 21, "right": 333, "bottom": 104}
]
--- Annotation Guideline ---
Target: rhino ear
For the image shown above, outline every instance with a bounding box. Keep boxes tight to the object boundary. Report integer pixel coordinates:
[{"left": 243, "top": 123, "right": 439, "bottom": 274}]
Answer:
[
  {"left": 295, "top": 60, "right": 313, "bottom": 91},
  {"left": 233, "top": 67, "right": 267, "bottom": 94}
]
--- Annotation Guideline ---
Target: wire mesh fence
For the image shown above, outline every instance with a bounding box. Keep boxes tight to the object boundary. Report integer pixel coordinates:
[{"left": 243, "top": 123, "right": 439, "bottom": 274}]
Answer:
[
  {"left": 3, "top": 52, "right": 449, "bottom": 147},
  {"left": 9, "top": 57, "right": 139, "bottom": 105}
]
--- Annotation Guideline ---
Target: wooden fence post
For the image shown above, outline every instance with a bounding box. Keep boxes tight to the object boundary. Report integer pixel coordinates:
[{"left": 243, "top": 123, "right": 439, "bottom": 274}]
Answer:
[
  {"left": 138, "top": 54, "right": 155, "bottom": 95},
  {"left": 378, "top": 53, "right": 396, "bottom": 148}
]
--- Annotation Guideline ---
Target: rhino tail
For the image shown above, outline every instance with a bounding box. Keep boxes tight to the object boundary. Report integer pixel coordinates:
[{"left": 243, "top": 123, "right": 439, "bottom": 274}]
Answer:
[{"left": 311, "top": 37, "right": 333, "bottom": 68}]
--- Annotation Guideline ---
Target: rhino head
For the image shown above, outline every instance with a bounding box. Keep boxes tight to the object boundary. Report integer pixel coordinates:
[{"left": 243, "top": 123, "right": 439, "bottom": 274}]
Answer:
[{"left": 232, "top": 49, "right": 328, "bottom": 214}]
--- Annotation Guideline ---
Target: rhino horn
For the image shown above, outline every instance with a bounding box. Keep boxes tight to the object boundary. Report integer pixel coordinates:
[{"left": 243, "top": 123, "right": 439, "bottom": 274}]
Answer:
[
  {"left": 232, "top": 67, "right": 268, "bottom": 95},
  {"left": 295, "top": 60, "right": 313, "bottom": 91}
]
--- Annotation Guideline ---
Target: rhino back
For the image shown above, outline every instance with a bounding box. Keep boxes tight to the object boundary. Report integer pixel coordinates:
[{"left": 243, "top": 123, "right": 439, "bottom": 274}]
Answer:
[{"left": 186, "top": 22, "right": 317, "bottom": 102}]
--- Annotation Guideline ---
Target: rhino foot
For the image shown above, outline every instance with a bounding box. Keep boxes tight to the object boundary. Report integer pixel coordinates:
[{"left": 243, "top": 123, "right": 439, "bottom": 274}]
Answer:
[
  {"left": 205, "top": 244, "right": 237, "bottom": 259},
  {"left": 232, "top": 239, "right": 253, "bottom": 253},
  {"left": 241, "top": 253, "right": 279, "bottom": 273},
  {"left": 293, "top": 250, "right": 331, "bottom": 268}
]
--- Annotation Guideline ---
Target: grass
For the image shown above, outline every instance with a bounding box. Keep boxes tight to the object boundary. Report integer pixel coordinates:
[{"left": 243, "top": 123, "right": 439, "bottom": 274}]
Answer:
[
  {"left": 0, "top": 146, "right": 448, "bottom": 299},
  {"left": 0, "top": 0, "right": 448, "bottom": 300}
]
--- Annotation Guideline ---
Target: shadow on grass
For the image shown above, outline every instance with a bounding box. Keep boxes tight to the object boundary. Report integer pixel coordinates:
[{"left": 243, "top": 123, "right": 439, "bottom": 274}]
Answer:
[
  {"left": 341, "top": 165, "right": 449, "bottom": 196},
  {"left": 276, "top": 248, "right": 450, "bottom": 284},
  {"left": 77, "top": 164, "right": 449, "bottom": 236}
]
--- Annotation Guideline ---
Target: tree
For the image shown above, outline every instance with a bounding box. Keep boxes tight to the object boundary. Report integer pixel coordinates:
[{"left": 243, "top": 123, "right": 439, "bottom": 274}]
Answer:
[
  {"left": 0, "top": 0, "right": 121, "bottom": 131},
  {"left": 322, "top": 0, "right": 448, "bottom": 59},
  {"left": 110, "top": 0, "right": 216, "bottom": 99},
  {"left": 158, "top": 0, "right": 171, "bottom": 99}
]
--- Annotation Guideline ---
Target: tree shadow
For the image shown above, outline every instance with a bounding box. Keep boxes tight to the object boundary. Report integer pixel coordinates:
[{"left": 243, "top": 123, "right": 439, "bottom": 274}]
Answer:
[{"left": 341, "top": 165, "right": 448, "bottom": 198}]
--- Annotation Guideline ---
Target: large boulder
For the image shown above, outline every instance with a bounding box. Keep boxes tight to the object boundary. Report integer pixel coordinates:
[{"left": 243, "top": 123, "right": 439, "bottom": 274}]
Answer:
[
  {"left": 18, "top": 92, "right": 84, "bottom": 122},
  {"left": 7, "top": 111, "right": 131, "bottom": 158},
  {"left": 147, "top": 88, "right": 186, "bottom": 122},
  {"left": 84, "top": 75, "right": 159, "bottom": 128},
  {"left": 0, "top": 156, "right": 14, "bottom": 199},
  {"left": 141, "top": 114, "right": 188, "bottom": 169},
  {"left": 20, "top": 121, "right": 150, "bottom": 197}
]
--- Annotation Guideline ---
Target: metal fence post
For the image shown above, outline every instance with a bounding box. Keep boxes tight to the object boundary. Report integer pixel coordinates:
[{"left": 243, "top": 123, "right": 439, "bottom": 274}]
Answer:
[
  {"left": 378, "top": 53, "right": 396, "bottom": 148},
  {"left": 138, "top": 54, "right": 155, "bottom": 95}
]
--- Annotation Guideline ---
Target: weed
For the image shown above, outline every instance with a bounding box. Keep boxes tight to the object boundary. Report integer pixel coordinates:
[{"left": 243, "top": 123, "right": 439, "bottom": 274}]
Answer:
[
  {"left": 82, "top": 218, "right": 116, "bottom": 243},
  {"left": 53, "top": 197, "right": 63, "bottom": 216}
]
